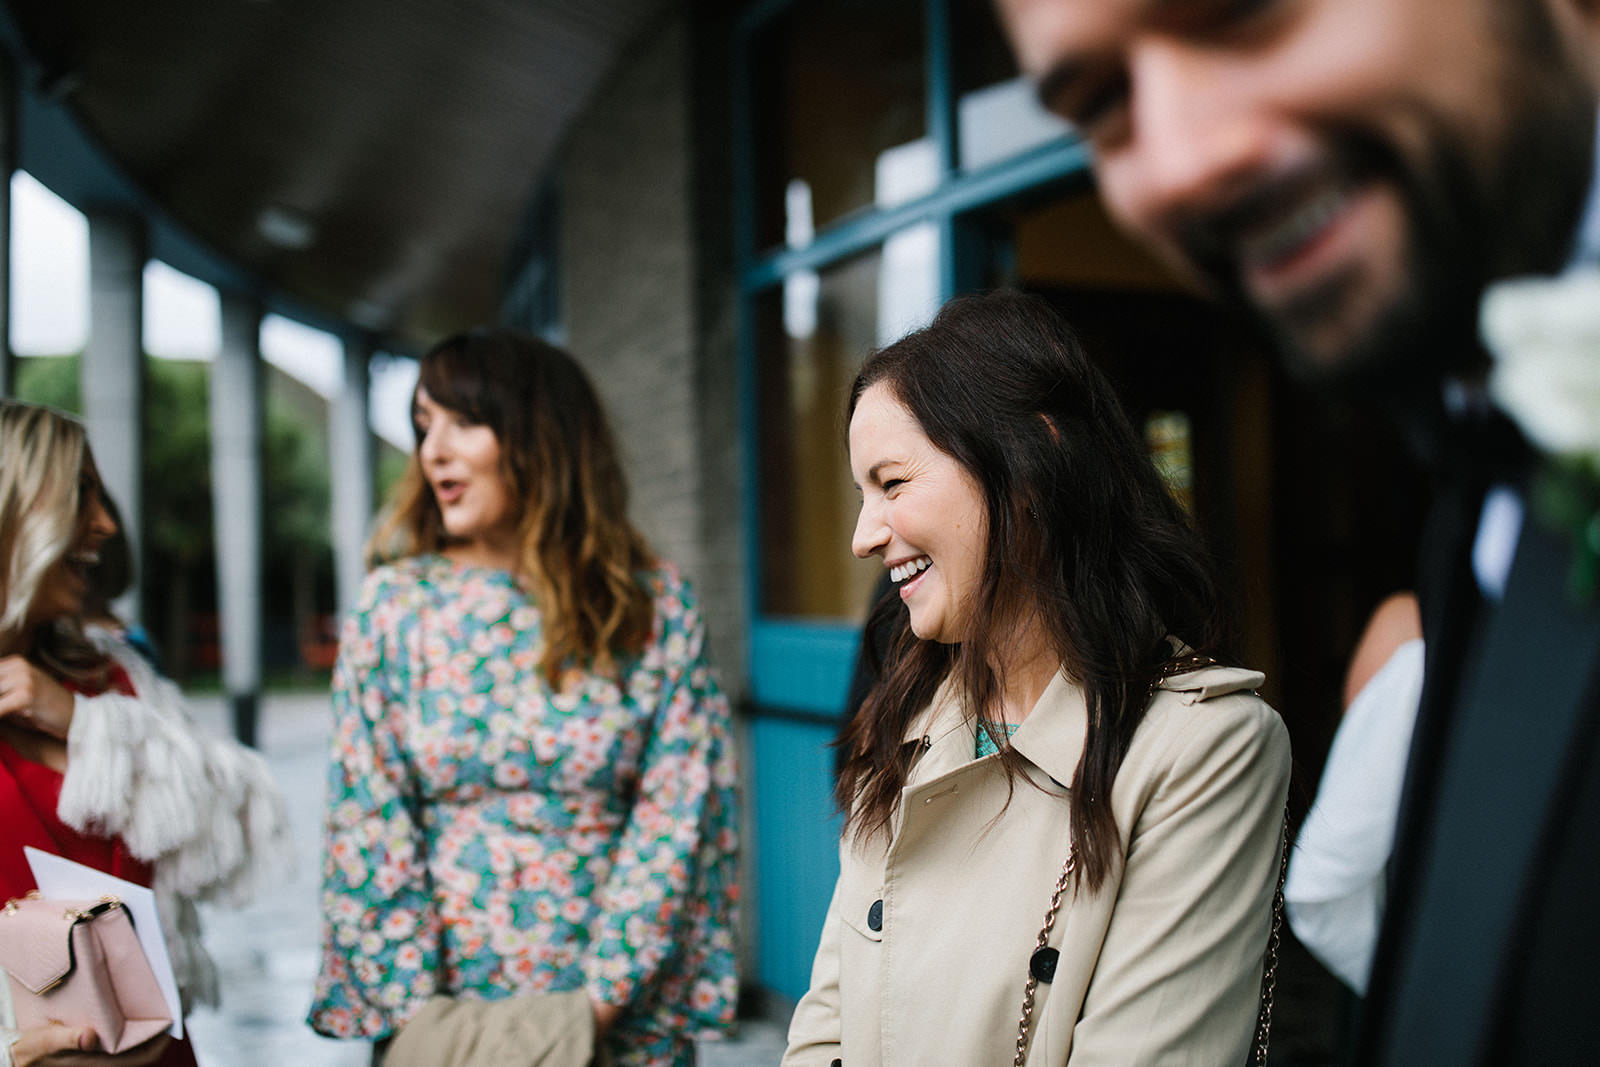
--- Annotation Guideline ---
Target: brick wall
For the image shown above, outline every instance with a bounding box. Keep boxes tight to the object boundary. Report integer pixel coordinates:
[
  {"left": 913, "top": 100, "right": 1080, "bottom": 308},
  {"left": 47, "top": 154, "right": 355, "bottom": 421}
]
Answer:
[{"left": 558, "top": 11, "right": 747, "bottom": 697}]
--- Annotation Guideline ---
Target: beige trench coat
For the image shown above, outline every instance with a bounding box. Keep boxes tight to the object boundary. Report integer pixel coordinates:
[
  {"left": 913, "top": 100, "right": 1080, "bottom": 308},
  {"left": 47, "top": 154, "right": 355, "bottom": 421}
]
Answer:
[{"left": 784, "top": 664, "right": 1291, "bottom": 1066}]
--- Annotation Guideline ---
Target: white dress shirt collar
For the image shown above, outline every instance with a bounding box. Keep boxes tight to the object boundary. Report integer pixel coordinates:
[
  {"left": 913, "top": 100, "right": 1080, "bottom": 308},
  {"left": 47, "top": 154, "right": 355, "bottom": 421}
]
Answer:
[{"left": 1567, "top": 108, "right": 1600, "bottom": 269}]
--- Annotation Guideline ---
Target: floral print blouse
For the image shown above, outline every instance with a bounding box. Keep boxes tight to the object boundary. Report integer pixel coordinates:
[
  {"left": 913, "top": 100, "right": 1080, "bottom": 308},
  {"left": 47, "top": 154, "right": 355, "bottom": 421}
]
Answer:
[{"left": 308, "top": 555, "right": 739, "bottom": 1066}]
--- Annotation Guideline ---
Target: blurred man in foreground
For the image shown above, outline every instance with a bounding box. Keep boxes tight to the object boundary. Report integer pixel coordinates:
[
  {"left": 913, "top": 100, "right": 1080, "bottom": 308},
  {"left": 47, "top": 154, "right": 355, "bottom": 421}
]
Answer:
[{"left": 996, "top": 0, "right": 1600, "bottom": 1061}]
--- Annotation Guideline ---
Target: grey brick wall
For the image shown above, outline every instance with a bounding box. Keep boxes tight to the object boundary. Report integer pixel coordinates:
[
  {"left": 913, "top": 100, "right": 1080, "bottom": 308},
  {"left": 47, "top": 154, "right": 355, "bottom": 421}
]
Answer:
[{"left": 558, "top": 12, "right": 747, "bottom": 697}]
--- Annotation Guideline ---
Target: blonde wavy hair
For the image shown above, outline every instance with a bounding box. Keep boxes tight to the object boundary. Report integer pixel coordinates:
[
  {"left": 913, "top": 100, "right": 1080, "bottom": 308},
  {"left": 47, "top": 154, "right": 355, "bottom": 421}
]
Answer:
[
  {"left": 0, "top": 400, "right": 107, "bottom": 681},
  {"left": 370, "top": 329, "right": 657, "bottom": 683}
]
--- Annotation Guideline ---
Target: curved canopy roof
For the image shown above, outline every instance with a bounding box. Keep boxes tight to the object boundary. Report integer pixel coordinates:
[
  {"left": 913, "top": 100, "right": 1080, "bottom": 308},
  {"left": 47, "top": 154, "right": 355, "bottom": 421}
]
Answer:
[{"left": 3, "top": 0, "right": 671, "bottom": 346}]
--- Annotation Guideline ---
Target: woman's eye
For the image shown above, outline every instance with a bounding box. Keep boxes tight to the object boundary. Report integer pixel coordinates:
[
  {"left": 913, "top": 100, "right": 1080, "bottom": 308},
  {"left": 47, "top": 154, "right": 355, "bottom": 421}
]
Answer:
[{"left": 883, "top": 478, "right": 906, "bottom": 493}]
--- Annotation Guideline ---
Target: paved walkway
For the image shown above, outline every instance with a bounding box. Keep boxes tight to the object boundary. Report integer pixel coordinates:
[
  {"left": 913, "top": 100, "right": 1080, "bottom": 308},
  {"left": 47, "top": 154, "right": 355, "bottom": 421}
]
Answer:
[{"left": 182, "top": 691, "right": 787, "bottom": 1066}]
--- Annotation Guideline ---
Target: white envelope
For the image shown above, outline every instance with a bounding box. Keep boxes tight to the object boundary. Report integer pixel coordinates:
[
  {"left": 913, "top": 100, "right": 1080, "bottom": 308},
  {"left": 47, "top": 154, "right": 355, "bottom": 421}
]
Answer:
[{"left": 24, "top": 847, "right": 183, "bottom": 1039}]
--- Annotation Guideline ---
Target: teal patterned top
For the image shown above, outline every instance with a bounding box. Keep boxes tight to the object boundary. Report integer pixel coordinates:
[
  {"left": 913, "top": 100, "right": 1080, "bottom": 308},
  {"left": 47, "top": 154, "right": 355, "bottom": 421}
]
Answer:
[
  {"left": 976, "top": 720, "right": 1021, "bottom": 758},
  {"left": 308, "top": 555, "right": 739, "bottom": 1067}
]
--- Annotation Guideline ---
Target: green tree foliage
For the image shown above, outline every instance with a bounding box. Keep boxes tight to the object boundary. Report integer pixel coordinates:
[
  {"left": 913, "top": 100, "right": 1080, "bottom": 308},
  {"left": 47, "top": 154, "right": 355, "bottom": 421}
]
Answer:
[
  {"left": 14, "top": 354, "right": 332, "bottom": 564},
  {"left": 264, "top": 395, "right": 331, "bottom": 563},
  {"left": 145, "top": 360, "right": 214, "bottom": 567},
  {"left": 15, "top": 354, "right": 338, "bottom": 676},
  {"left": 13, "top": 351, "right": 80, "bottom": 412}
]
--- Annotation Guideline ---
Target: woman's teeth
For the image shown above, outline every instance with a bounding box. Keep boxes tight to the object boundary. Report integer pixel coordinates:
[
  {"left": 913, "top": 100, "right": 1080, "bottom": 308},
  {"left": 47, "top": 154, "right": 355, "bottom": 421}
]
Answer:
[{"left": 890, "top": 557, "right": 930, "bottom": 583}]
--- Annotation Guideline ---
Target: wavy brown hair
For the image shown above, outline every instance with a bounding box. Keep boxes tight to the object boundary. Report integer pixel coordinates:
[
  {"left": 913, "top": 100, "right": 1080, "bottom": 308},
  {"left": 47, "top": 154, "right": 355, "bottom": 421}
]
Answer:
[
  {"left": 371, "top": 329, "right": 656, "bottom": 683},
  {"left": 836, "top": 292, "right": 1230, "bottom": 891},
  {"left": 0, "top": 400, "right": 114, "bottom": 685}
]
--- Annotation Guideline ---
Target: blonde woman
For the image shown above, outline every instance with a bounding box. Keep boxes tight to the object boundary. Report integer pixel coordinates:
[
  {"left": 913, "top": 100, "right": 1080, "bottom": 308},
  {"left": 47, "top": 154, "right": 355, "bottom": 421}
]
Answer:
[
  {"left": 308, "top": 330, "right": 739, "bottom": 1067},
  {"left": 0, "top": 401, "right": 288, "bottom": 1067}
]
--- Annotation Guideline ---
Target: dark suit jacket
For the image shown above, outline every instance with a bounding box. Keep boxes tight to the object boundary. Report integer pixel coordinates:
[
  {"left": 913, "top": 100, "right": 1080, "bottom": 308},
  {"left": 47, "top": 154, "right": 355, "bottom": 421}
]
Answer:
[{"left": 1360, "top": 466, "right": 1600, "bottom": 1063}]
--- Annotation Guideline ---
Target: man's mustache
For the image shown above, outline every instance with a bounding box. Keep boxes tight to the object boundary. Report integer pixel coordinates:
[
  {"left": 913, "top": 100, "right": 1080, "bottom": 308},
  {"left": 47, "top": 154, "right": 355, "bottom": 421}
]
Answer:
[{"left": 1164, "top": 127, "right": 1401, "bottom": 292}]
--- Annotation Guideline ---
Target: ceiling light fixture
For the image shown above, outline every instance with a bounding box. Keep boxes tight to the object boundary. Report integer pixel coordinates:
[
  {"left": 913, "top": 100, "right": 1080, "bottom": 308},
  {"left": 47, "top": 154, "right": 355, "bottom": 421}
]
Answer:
[{"left": 256, "top": 205, "right": 316, "bottom": 250}]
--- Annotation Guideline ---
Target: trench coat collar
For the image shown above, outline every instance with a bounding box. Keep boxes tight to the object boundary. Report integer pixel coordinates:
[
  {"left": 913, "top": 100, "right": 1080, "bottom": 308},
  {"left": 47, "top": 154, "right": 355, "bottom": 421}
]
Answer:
[
  {"left": 897, "top": 669, "right": 1091, "bottom": 787},
  {"left": 899, "top": 677, "right": 977, "bottom": 782},
  {"left": 897, "top": 662, "right": 1266, "bottom": 789},
  {"left": 975, "top": 663, "right": 1268, "bottom": 788}
]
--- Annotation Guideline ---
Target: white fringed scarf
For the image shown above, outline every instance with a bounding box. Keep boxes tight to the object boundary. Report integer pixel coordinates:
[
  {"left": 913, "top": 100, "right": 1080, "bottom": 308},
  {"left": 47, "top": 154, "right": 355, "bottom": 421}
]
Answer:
[{"left": 52, "top": 630, "right": 295, "bottom": 1009}]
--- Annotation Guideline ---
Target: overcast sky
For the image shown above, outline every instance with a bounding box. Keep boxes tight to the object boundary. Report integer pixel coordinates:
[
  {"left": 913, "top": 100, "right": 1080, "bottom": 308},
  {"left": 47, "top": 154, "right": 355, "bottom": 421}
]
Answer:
[{"left": 10, "top": 171, "right": 417, "bottom": 451}]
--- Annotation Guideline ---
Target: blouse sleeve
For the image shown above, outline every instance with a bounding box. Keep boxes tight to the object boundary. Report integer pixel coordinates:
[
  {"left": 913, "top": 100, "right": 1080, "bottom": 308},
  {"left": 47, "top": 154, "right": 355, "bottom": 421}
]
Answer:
[
  {"left": 580, "top": 582, "right": 740, "bottom": 1036},
  {"left": 308, "top": 572, "right": 442, "bottom": 1039},
  {"left": 1068, "top": 696, "right": 1291, "bottom": 1065}
]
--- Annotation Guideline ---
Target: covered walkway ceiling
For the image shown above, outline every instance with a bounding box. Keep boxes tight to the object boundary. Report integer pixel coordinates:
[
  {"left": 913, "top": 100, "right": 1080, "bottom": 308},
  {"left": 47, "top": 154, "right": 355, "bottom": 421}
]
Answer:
[{"left": 3, "top": 0, "right": 671, "bottom": 346}]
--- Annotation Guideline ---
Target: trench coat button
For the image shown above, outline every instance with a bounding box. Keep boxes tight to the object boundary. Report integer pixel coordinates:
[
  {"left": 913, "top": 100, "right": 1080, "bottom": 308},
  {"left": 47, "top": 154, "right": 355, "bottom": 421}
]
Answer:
[
  {"left": 1030, "top": 946, "right": 1060, "bottom": 983},
  {"left": 867, "top": 899, "right": 883, "bottom": 931}
]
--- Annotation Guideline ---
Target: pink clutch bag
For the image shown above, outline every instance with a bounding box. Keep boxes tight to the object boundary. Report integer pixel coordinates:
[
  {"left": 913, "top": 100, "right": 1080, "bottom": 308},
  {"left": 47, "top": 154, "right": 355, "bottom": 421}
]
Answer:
[{"left": 0, "top": 892, "right": 172, "bottom": 1053}]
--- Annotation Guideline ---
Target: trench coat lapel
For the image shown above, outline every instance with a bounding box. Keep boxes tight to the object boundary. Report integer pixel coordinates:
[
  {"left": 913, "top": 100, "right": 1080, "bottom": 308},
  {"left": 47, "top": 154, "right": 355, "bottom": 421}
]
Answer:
[
  {"left": 894, "top": 672, "right": 1089, "bottom": 790},
  {"left": 900, "top": 680, "right": 975, "bottom": 783}
]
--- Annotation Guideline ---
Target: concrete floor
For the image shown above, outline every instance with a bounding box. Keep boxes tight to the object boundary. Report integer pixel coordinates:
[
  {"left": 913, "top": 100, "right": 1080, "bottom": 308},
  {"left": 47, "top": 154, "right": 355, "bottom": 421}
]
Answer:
[{"left": 182, "top": 691, "right": 787, "bottom": 1066}]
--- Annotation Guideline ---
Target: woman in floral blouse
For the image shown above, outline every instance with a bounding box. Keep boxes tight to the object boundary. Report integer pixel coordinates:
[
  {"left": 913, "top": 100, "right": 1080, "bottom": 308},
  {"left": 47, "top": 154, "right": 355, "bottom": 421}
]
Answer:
[{"left": 308, "top": 329, "right": 739, "bottom": 1067}]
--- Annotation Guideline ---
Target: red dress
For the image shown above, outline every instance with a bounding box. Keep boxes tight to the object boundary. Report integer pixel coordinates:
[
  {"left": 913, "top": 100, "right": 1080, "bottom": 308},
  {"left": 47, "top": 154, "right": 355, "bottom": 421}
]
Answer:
[{"left": 0, "top": 665, "right": 201, "bottom": 1067}]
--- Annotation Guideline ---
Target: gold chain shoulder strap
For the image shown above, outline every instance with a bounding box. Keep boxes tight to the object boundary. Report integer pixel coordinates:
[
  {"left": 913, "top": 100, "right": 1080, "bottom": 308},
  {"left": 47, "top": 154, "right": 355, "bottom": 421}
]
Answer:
[
  {"left": 1014, "top": 847, "right": 1076, "bottom": 1066},
  {"left": 1014, "top": 658, "right": 1279, "bottom": 1066},
  {"left": 1149, "top": 651, "right": 1219, "bottom": 701},
  {"left": 1011, "top": 806, "right": 1291, "bottom": 1067},
  {"left": 1252, "top": 807, "right": 1291, "bottom": 1066}
]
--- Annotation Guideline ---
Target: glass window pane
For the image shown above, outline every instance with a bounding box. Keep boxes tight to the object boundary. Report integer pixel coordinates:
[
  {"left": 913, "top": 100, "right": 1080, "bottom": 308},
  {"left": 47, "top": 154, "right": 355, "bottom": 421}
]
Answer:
[
  {"left": 758, "top": 244, "right": 931, "bottom": 621},
  {"left": 1144, "top": 410, "right": 1195, "bottom": 515},
  {"left": 951, "top": 2, "right": 1072, "bottom": 171},
  {"left": 752, "top": 0, "right": 927, "bottom": 252}
]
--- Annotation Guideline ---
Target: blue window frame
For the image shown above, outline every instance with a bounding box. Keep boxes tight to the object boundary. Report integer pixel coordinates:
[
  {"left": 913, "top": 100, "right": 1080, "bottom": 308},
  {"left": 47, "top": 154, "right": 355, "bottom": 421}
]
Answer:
[
  {"left": 732, "top": 0, "right": 1096, "bottom": 1003},
  {"left": 734, "top": 0, "right": 1091, "bottom": 716}
]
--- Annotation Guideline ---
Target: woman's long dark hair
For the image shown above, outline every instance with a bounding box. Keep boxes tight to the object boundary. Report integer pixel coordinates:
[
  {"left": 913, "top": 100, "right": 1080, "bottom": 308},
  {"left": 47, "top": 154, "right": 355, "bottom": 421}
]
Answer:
[{"left": 835, "top": 291, "right": 1229, "bottom": 891}]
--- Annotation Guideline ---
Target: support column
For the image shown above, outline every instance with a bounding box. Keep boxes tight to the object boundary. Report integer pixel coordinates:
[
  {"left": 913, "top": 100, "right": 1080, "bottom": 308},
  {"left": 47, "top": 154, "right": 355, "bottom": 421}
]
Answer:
[
  {"left": 0, "top": 52, "right": 16, "bottom": 398},
  {"left": 211, "top": 292, "right": 264, "bottom": 746},
  {"left": 331, "top": 334, "right": 374, "bottom": 619},
  {"left": 83, "top": 210, "right": 146, "bottom": 626}
]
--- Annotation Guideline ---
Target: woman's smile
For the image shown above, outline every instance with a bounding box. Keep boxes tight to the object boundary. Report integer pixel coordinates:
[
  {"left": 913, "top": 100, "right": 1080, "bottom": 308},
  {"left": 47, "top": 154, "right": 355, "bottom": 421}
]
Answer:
[{"left": 889, "top": 555, "right": 932, "bottom": 600}]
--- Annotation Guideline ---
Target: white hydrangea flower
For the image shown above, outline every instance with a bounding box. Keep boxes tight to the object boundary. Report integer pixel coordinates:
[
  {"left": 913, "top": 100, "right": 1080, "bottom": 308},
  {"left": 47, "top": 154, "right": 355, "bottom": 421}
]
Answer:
[{"left": 1482, "top": 269, "right": 1600, "bottom": 462}]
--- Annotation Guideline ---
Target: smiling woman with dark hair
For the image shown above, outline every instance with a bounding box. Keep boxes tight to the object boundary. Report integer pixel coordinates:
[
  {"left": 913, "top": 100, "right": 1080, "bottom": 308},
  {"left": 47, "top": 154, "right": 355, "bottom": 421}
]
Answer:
[{"left": 784, "top": 291, "right": 1291, "bottom": 1066}]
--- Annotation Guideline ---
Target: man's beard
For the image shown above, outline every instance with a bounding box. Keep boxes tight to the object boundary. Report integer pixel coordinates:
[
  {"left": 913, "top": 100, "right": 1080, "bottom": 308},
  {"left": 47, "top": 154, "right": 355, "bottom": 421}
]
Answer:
[
  {"left": 1176, "top": 78, "right": 1594, "bottom": 399},
  {"left": 1209, "top": 125, "right": 1488, "bottom": 397}
]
